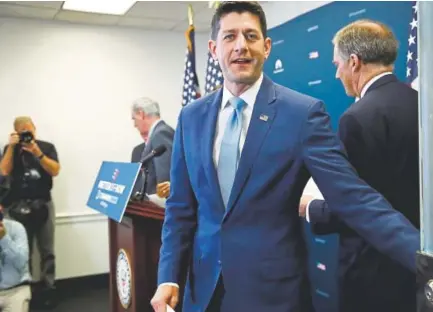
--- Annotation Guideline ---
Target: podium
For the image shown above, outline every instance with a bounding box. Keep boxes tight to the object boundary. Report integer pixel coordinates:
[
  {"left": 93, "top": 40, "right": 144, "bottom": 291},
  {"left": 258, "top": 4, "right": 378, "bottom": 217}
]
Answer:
[{"left": 108, "top": 200, "right": 166, "bottom": 312}]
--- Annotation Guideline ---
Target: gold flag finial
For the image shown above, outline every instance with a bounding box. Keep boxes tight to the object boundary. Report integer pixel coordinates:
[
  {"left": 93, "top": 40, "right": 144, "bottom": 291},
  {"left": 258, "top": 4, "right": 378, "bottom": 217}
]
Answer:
[
  {"left": 188, "top": 4, "right": 194, "bottom": 26},
  {"left": 209, "top": 1, "right": 221, "bottom": 9}
]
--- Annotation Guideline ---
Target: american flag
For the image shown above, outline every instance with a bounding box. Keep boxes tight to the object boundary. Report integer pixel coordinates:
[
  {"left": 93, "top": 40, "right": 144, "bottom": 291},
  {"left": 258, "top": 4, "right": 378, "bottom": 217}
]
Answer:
[
  {"left": 204, "top": 52, "right": 224, "bottom": 94},
  {"left": 406, "top": 1, "right": 418, "bottom": 91},
  {"left": 182, "top": 25, "right": 201, "bottom": 106}
]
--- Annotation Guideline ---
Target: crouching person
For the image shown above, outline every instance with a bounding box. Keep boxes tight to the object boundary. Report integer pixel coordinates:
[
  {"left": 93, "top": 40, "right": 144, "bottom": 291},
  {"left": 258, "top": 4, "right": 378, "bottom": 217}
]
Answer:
[{"left": 0, "top": 205, "right": 31, "bottom": 312}]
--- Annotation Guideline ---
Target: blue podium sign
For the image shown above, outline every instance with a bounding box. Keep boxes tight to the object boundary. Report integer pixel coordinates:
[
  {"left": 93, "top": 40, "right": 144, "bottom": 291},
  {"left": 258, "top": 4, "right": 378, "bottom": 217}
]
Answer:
[{"left": 87, "top": 161, "right": 141, "bottom": 223}]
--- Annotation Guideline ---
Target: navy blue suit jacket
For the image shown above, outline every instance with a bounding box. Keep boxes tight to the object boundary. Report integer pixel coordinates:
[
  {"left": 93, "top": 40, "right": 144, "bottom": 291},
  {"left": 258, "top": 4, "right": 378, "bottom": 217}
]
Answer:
[
  {"left": 158, "top": 75, "right": 419, "bottom": 312},
  {"left": 309, "top": 74, "right": 419, "bottom": 312}
]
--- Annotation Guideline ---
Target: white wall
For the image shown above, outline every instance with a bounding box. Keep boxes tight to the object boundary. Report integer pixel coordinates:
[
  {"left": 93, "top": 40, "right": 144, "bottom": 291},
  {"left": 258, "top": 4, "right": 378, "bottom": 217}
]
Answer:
[
  {"left": 262, "top": 1, "right": 330, "bottom": 29},
  {"left": 0, "top": 1, "right": 330, "bottom": 280},
  {"left": 0, "top": 17, "right": 209, "bottom": 279}
]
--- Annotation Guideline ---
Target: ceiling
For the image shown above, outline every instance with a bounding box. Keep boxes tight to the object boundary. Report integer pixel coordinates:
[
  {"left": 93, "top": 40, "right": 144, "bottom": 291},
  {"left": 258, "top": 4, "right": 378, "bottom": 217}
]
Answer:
[{"left": 0, "top": 1, "right": 224, "bottom": 32}]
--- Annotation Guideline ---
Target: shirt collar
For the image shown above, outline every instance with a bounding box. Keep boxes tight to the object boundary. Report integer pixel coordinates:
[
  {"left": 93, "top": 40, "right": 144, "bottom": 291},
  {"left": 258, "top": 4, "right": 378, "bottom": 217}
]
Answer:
[
  {"left": 359, "top": 72, "right": 393, "bottom": 99},
  {"left": 221, "top": 73, "right": 263, "bottom": 110}
]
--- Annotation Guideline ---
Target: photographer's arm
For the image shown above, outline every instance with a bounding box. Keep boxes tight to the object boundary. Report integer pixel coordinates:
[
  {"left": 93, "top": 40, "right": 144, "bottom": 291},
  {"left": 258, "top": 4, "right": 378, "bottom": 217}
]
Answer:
[
  {"left": 0, "top": 145, "right": 16, "bottom": 176},
  {"left": 38, "top": 155, "right": 60, "bottom": 177},
  {"left": 21, "top": 141, "right": 60, "bottom": 177}
]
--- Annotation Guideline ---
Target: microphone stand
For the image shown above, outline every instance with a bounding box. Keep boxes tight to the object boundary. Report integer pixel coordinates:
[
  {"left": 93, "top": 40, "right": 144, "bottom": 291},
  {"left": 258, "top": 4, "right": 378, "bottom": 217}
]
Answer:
[{"left": 138, "top": 165, "right": 149, "bottom": 202}]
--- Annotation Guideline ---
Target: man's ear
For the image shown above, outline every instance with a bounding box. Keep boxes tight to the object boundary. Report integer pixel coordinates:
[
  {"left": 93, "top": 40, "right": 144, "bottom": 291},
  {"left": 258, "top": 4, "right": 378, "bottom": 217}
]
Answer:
[
  {"left": 208, "top": 40, "right": 218, "bottom": 61},
  {"left": 264, "top": 37, "right": 272, "bottom": 60},
  {"left": 349, "top": 54, "right": 362, "bottom": 73}
]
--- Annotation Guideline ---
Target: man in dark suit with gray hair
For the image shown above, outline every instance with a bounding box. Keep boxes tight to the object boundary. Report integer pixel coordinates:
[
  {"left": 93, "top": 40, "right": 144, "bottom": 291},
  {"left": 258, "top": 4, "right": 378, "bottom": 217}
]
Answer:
[
  {"left": 131, "top": 97, "right": 174, "bottom": 197},
  {"left": 299, "top": 19, "right": 419, "bottom": 312}
]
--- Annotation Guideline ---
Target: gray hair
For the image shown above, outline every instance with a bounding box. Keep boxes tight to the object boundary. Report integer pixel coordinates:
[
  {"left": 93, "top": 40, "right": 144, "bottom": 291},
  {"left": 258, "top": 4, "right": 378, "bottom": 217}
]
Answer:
[
  {"left": 333, "top": 19, "right": 398, "bottom": 66},
  {"left": 14, "top": 116, "right": 34, "bottom": 130},
  {"left": 131, "top": 97, "right": 160, "bottom": 117}
]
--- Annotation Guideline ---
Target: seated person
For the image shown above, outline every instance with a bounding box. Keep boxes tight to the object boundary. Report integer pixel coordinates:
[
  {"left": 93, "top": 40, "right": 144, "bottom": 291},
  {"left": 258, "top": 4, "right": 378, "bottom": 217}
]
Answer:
[{"left": 0, "top": 205, "right": 31, "bottom": 312}]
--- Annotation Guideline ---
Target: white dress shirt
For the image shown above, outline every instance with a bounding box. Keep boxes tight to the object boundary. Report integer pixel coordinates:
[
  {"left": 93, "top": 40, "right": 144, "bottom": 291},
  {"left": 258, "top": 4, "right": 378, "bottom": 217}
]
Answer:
[
  {"left": 213, "top": 73, "right": 264, "bottom": 167},
  {"left": 305, "top": 71, "right": 393, "bottom": 222},
  {"left": 159, "top": 74, "right": 264, "bottom": 288}
]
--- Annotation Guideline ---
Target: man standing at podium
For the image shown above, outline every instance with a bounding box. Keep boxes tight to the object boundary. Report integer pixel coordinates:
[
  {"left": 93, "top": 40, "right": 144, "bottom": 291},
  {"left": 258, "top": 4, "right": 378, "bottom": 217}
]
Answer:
[
  {"left": 131, "top": 97, "right": 174, "bottom": 196},
  {"left": 151, "top": 2, "right": 419, "bottom": 312}
]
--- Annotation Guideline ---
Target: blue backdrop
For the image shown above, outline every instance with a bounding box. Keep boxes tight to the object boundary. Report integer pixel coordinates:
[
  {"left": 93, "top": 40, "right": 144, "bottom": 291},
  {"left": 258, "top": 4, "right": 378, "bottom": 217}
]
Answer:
[{"left": 263, "top": 1, "right": 413, "bottom": 311}]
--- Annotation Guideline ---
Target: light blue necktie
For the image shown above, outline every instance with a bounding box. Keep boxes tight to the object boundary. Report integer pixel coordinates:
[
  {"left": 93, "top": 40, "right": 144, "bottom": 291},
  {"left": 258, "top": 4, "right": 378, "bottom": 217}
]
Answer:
[{"left": 217, "top": 97, "right": 246, "bottom": 207}]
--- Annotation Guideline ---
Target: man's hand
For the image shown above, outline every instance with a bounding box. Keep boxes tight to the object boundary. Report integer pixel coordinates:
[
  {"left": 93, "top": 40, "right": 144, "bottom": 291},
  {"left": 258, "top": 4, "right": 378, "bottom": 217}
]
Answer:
[
  {"left": 157, "top": 182, "right": 170, "bottom": 198},
  {"left": 299, "top": 195, "right": 313, "bottom": 218},
  {"left": 8, "top": 132, "right": 19, "bottom": 146},
  {"left": 0, "top": 222, "right": 5, "bottom": 240},
  {"left": 150, "top": 284, "right": 179, "bottom": 312},
  {"left": 0, "top": 205, "right": 5, "bottom": 239},
  {"left": 21, "top": 140, "right": 43, "bottom": 157}
]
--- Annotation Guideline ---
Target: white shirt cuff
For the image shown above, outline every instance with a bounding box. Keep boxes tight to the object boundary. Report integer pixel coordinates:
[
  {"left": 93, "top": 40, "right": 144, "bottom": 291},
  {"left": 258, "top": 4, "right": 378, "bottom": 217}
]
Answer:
[
  {"left": 159, "top": 282, "right": 179, "bottom": 288},
  {"left": 305, "top": 199, "right": 314, "bottom": 223}
]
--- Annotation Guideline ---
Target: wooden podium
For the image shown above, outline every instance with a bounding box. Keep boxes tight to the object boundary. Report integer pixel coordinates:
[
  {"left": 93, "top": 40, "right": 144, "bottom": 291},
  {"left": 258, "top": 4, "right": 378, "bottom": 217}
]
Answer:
[{"left": 108, "top": 200, "right": 166, "bottom": 312}]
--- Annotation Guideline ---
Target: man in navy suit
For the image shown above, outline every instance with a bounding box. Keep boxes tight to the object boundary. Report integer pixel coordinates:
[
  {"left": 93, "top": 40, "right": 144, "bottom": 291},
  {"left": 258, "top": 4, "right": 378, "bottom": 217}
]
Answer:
[
  {"left": 300, "top": 20, "right": 419, "bottom": 312},
  {"left": 151, "top": 3, "right": 419, "bottom": 312},
  {"left": 130, "top": 97, "right": 174, "bottom": 197}
]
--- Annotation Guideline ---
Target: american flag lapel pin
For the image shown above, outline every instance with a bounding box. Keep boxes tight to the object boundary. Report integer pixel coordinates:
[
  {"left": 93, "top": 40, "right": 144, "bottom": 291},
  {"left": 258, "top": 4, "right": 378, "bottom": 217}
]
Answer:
[{"left": 259, "top": 114, "right": 269, "bottom": 121}]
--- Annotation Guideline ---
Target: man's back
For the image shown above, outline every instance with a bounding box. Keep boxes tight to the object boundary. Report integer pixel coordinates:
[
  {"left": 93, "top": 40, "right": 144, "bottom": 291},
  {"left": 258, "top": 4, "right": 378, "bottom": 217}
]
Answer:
[
  {"left": 342, "top": 74, "right": 419, "bottom": 226},
  {"left": 142, "top": 121, "right": 174, "bottom": 194},
  {"left": 337, "top": 74, "right": 419, "bottom": 311}
]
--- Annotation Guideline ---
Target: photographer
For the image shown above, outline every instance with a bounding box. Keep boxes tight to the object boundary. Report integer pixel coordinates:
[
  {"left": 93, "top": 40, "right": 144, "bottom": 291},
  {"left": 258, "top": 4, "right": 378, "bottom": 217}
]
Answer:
[
  {"left": 0, "top": 204, "right": 32, "bottom": 312},
  {"left": 0, "top": 116, "right": 60, "bottom": 309}
]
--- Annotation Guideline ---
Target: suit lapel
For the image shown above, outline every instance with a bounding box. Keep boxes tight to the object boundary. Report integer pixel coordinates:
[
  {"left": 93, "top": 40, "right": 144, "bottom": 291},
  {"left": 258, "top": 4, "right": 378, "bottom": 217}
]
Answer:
[
  {"left": 201, "top": 89, "right": 225, "bottom": 209},
  {"left": 141, "top": 141, "right": 152, "bottom": 161},
  {"left": 225, "top": 76, "right": 277, "bottom": 216}
]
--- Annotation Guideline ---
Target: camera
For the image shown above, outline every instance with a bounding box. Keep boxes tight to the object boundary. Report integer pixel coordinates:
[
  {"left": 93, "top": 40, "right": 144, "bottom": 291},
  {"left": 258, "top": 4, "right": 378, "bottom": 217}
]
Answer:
[{"left": 19, "top": 131, "right": 34, "bottom": 144}]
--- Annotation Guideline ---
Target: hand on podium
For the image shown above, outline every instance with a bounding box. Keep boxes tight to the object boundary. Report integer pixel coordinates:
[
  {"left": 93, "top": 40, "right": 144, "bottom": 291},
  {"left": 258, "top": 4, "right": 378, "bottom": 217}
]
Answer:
[
  {"left": 150, "top": 284, "right": 179, "bottom": 312},
  {"left": 156, "top": 181, "right": 170, "bottom": 198}
]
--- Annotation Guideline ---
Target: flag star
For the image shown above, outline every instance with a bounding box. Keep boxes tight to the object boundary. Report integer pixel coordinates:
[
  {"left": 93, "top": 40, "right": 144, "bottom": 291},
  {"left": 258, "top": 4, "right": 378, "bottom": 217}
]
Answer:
[
  {"left": 407, "top": 51, "right": 413, "bottom": 63},
  {"left": 413, "top": 3, "right": 418, "bottom": 13},
  {"left": 410, "top": 18, "right": 418, "bottom": 30},
  {"left": 408, "top": 34, "right": 416, "bottom": 46},
  {"left": 407, "top": 67, "right": 411, "bottom": 77}
]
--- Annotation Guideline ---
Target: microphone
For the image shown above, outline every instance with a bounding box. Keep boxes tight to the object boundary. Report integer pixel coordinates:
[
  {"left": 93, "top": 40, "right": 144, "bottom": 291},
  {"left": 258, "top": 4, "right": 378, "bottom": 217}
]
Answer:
[
  {"left": 140, "top": 145, "right": 167, "bottom": 168},
  {"left": 133, "top": 145, "right": 167, "bottom": 202}
]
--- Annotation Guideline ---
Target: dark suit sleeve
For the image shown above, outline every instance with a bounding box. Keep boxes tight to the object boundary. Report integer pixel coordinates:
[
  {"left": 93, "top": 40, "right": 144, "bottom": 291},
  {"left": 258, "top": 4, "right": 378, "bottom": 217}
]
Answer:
[
  {"left": 308, "top": 113, "right": 374, "bottom": 234},
  {"left": 158, "top": 111, "right": 197, "bottom": 285},
  {"left": 152, "top": 125, "right": 174, "bottom": 184},
  {"left": 302, "top": 101, "right": 419, "bottom": 272}
]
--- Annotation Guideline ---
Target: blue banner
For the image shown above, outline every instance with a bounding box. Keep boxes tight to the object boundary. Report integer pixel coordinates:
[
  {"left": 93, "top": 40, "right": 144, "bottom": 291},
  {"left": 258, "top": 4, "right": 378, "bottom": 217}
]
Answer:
[{"left": 87, "top": 161, "right": 141, "bottom": 223}]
